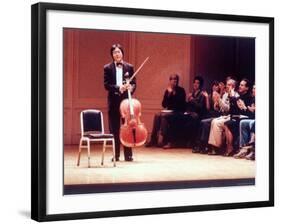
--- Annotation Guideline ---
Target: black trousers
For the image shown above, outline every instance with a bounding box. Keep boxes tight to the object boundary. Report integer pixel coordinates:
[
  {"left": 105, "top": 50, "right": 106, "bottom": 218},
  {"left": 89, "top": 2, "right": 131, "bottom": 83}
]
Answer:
[
  {"left": 108, "top": 110, "right": 132, "bottom": 159},
  {"left": 148, "top": 112, "right": 172, "bottom": 145},
  {"left": 224, "top": 117, "right": 242, "bottom": 150},
  {"left": 166, "top": 112, "right": 199, "bottom": 146}
]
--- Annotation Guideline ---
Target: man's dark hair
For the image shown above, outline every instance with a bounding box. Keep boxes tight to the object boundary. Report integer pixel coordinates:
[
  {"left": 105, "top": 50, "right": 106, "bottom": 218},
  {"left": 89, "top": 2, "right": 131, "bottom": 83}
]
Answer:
[
  {"left": 240, "top": 78, "right": 252, "bottom": 94},
  {"left": 241, "top": 78, "right": 251, "bottom": 88},
  {"left": 110, "top": 44, "right": 124, "bottom": 58}
]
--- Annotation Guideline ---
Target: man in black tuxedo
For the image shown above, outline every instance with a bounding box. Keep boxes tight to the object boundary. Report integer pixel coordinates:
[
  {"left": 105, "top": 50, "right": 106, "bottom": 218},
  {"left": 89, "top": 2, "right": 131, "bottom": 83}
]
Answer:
[{"left": 104, "top": 44, "right": 136, "bottom": 161}]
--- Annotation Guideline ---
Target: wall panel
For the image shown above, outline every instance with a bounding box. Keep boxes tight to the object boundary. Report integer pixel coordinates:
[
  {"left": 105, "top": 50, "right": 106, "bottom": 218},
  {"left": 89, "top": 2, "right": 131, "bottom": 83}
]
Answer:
[{"left": 63, "top": 29, "right": 254, "bottom": 145}]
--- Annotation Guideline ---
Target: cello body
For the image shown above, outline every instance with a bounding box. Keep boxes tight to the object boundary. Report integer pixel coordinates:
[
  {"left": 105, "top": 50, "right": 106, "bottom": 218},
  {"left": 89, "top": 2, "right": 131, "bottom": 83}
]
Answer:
[{"left": 120, "top": 98, "right": 148, "bottom": 147}]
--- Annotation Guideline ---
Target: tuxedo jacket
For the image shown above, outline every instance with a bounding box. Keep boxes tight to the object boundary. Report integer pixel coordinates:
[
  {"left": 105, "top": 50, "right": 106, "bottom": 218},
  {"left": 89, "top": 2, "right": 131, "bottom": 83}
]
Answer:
[{"left": 104, "top": 61, "right": 136, "bottom": 112}]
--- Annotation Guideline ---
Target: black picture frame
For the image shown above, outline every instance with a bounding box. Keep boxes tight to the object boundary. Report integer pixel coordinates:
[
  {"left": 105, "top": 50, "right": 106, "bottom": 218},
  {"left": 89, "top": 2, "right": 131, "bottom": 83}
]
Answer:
[{"left": 31, "top": 2, "right": 274, "bottom": 222}]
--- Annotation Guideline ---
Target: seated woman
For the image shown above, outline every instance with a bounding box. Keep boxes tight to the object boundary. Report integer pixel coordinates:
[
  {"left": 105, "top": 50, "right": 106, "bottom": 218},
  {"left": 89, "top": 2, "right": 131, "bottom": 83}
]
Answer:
[
  {"left": 145, "top": 74, "right": 186, "bottom": 147},
  {"left": 208, "top": 77, "right": 239, "bottom": 155},
  {"left": 192, "top": 80, "right": 222, "bottom": 153}
]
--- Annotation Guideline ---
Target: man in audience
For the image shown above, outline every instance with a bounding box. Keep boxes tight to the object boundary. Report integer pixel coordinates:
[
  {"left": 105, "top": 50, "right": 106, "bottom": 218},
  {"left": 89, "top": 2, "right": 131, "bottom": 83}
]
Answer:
[
  {"left": 145, "top": 74, "right": 186, "bottom": 147},
  {"left": 234, "top": 84, "right": 255, "bottom": 159}
]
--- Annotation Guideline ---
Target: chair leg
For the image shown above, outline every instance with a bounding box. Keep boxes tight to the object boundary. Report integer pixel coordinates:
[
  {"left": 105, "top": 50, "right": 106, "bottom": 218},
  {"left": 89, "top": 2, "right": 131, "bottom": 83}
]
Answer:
[
  {"left": 87, "top": 139, "right": 90, "bottom": 168},
  {"left": 77, "top": 139, "right": 83, "bottom": 166},
  {"left": 101, "top": 140, "right": 106, "bottom": 166},
  {"left": 112, "top": 139, "right": 116, "bottom": 167}
]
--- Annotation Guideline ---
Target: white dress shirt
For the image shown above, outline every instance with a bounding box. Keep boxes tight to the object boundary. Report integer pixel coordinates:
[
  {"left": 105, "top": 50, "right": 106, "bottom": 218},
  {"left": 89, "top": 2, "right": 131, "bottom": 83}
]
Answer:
[{"left": 115, "top": 64, "right": 123, "bottom": 86}]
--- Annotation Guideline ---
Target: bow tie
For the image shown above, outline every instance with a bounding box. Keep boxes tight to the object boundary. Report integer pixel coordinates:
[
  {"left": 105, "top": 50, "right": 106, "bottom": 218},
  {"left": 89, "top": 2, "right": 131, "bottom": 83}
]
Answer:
[{"left": 116, "top": 62, "right": 123, "bottom": 67}]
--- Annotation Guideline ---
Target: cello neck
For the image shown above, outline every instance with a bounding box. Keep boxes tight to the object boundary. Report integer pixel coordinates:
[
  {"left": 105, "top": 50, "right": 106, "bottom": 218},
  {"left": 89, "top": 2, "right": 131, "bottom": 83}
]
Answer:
[{"left": 126, "top": 79, "right": 134, "bottom": 118}]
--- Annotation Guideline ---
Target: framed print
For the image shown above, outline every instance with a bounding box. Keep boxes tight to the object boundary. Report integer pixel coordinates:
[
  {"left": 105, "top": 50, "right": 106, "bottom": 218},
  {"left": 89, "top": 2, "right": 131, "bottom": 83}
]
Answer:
[{"left": 31, "top": 2, "right": 274, "bottom": 222}]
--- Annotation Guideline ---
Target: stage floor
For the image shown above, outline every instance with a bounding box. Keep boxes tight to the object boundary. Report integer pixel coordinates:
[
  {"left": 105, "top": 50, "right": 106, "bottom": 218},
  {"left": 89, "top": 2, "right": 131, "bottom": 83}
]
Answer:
[{"left": 64, "top": 145, "right": 255, "bottom": 189}]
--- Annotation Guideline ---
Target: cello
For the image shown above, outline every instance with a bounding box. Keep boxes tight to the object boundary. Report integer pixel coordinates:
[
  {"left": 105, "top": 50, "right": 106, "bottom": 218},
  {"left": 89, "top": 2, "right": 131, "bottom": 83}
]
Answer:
[{"left": 119, "top": 57, "right": 149, "bottom": 147}]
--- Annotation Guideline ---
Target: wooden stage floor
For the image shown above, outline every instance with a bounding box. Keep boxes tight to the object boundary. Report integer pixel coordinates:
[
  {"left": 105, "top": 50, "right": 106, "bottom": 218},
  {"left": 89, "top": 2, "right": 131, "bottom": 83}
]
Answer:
[{"left": 64, "top": 145, "right": 255, "bottom": 194}]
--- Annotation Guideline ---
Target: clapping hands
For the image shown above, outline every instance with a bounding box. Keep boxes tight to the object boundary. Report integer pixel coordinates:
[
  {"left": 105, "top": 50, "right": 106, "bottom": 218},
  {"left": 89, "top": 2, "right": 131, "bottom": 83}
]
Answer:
[
  {"left": 212, "top": 91, "right": 220, "bottom": 103},
  {"left": 237, "top": 99, "right": 247, "bottom": 110},
  {"left": 202, "top": 91, "right": 208, "bottom": 98},
  {"left": 247, "top": 103, "right": 255, "bottom": 112}
]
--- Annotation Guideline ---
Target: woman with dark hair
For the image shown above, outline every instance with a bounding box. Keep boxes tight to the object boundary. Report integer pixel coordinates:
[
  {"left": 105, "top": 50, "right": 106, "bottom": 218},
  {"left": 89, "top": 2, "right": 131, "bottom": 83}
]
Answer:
[
  {"left": 204, "top": 80, "right": 220, "bottom": 115},
  {"left": 185, "top": 76, "right": 206, "bottom": 117},
  {"left": 104, "top": 43, "right": 136, "bottom": 162},
  {"left": 192, "top": 80, "right": 222, "bottom": 153}
]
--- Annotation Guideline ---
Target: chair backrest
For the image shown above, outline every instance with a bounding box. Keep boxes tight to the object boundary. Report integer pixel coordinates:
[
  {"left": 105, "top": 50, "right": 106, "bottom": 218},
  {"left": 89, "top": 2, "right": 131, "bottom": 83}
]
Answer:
[{"left": 80, "top": 109, "right": 104, "bottom": 136}]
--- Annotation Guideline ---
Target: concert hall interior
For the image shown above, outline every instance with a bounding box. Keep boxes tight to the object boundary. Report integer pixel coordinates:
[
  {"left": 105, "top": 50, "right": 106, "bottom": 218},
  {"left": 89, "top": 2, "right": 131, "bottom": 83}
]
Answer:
[{"left": 63, "top": 28, "right": 255, "bottom": 194}]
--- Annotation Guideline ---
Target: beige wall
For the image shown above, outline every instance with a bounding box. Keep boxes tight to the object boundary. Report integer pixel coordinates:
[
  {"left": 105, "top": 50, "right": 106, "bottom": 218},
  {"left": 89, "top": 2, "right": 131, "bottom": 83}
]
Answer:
[{"left": 64, "top": 28, "right": 194, "bottom": 145}]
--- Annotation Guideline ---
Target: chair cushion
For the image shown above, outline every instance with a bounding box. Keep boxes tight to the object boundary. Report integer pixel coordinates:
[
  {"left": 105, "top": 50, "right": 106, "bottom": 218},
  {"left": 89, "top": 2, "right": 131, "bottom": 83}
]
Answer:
[{"left": 84, "top": 133, "right": 114, "bottom": 139}]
